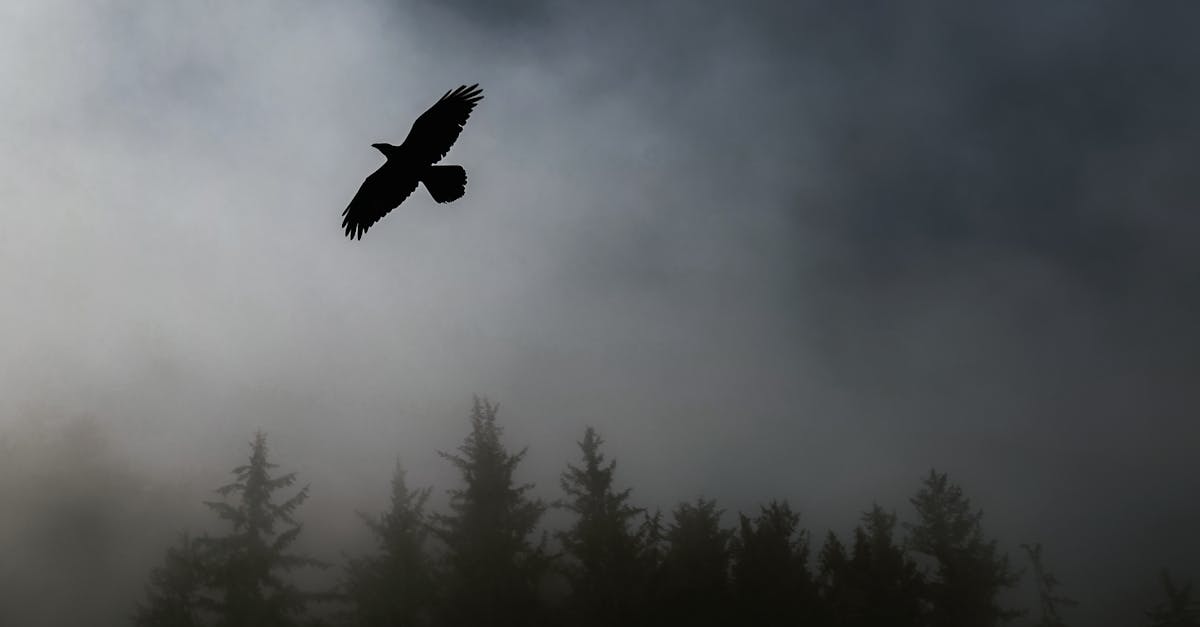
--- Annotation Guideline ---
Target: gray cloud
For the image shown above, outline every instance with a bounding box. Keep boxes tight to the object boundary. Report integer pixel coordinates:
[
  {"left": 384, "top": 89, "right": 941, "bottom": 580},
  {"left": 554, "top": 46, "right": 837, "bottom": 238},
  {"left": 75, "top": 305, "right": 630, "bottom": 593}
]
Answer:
[{"left": 2, "top": 1, "right": 1198, "bottom": 625}]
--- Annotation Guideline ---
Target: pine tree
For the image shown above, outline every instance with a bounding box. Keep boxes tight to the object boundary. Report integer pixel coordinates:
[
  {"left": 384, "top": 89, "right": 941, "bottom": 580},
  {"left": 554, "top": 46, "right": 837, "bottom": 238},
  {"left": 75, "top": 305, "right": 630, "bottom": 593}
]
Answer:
[
  {"left": 637, "top": 508, "right": 667, "bottom": 573},
  {"left": 657, "top": 498, "right": 733, "bottom": 627},
  {"left": 555, "top": 426, "right": 647, "bottom": 626},
  {"left": 636, "top": 506, "right": 668, "bottom": 625},
  {"left": 1146, "top": 570, "right": 1199, "bottom": 627},
  {"left": 817, "top": 530, "right": 854, "bottom": 626},
  {"left": 198, "top": 431, "right": 326, "bottom": 627},
  {"left": 730, "top": 500, "right": 817, "bottom": 626},
  {"left": 845, "top": 505, "right": 924, "bottom": 627},
  {"left": 1021, "top": 542, "right": 1077, "bottom": 627},
  {"left": 134, "top": 534, "right": 205, "bottom": 627},
  {"left": 432, "top": 397, "right": 549, "bottom": 627},
  {"left": 343, "top": 460, "right": 435, "bottom": 627},
  {"left": 905, "top": 469, "right": 1019, "bottom": 627}
]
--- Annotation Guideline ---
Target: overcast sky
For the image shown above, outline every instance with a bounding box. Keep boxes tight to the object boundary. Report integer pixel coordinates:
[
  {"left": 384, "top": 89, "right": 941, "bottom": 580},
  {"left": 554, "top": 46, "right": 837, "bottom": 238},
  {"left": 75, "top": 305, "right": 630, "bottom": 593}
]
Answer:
[{"left": 2, "top": 1, "right": 1199, "bottom": 625}]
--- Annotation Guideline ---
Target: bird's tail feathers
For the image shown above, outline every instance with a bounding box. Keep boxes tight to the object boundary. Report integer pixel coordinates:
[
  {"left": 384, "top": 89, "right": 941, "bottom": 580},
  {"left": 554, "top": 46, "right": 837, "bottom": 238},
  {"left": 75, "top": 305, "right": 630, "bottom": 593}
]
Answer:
[{"left": 421, "top": 165, "right": 467, "bottom": 203}]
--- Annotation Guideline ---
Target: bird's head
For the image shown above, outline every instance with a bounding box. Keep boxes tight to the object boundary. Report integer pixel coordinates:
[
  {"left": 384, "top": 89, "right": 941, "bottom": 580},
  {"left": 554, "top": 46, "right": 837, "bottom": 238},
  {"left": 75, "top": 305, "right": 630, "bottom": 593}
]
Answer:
[{"left": 371, "top": 142, "right": 399, "bottom": 159}]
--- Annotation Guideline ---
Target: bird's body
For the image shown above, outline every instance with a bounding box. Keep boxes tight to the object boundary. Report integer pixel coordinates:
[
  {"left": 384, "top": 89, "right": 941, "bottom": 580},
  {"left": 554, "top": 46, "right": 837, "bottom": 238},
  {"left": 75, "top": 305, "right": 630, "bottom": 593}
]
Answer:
[{"left": 342, "top": 84, "right": 483, "bottom": 239}]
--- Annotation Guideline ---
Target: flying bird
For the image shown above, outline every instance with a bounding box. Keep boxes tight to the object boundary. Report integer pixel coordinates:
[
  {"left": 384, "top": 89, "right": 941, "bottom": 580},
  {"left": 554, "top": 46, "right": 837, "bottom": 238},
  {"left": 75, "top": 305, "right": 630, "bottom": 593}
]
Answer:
[{"left": 341, "top": 84, "right": 484, "bottom": 239}]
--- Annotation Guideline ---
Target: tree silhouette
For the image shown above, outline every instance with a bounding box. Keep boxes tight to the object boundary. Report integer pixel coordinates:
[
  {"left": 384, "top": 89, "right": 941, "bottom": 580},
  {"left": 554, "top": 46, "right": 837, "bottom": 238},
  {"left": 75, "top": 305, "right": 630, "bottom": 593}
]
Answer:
[
  {"left": 555, "top": 426, "right": 649, "bottom": 626},
  {"left": 342, "top": 460, "right": 435, "bottom": 627},
  {"left": 634, "top": 506, "right": 668, "bottom": 625},
  {"left": 818, "top": 530, "right": 853, "bottom": 625},
  {"left": 845, "top": 505, "right": 925, "bottom": 627},
  {"left": 656, "top": 498, "right": 733, "bottom": 626},
  {"left": 134, "top": 533, "right": 205, "bottom": 627},
  {"left": 730, "top": 500, "right": 817, "bottom": 626},
  {"left": 1146, "top": 570, "right": 1199, "bottom": 627},
  {"left": 432, "top": 397, "right": 549, "bottom": 627},
  {"left": 119, "top": 412, "right": 1178, "bottom": 627},
  {"left": 1021, "top": 542, "right": 1077, "bottom": 627},
  {"left": 905, "top": 469, "right": 1020, "bottom": 627},
  {"left": 197, "top": 431, "right": 326, "bottom": 627}
]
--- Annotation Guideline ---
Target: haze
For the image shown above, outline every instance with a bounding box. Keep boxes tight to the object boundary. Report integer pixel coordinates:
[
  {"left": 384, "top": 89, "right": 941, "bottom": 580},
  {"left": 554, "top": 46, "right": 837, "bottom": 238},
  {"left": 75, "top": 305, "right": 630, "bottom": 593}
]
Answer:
[{"left": 2, "top": 1, "right": 1198, "bottom": 625}]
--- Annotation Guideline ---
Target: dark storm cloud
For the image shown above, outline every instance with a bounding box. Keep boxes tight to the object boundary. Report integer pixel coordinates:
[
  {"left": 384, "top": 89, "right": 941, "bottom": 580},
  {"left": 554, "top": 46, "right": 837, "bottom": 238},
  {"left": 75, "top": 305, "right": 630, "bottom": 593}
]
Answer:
[
  {"left": 396, "top": 3, "right": 1200, "bottom": 623},
  {"left": 802, "top": 3, "right": 1200, "bottom": 276},
  {"left": 2, "top": 2, "right": 1199, "bottom": 626}
]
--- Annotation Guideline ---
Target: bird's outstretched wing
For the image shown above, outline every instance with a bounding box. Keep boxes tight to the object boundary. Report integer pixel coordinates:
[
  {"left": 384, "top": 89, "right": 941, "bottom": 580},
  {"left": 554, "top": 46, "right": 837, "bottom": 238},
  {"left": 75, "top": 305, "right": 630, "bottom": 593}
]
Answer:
[
  {"left": 401, "top": 84, "right": 484, "bottom": 165},
  {"left": 341, "top": 164, "right": 419, "bottom": 239}
]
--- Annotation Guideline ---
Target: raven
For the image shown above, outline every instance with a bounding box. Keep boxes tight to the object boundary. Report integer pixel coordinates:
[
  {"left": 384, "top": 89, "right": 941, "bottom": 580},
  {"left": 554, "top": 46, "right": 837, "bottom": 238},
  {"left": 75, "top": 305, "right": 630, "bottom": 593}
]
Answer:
[{"left": 341, "top": 84, "right": 484, "bottom": 239}]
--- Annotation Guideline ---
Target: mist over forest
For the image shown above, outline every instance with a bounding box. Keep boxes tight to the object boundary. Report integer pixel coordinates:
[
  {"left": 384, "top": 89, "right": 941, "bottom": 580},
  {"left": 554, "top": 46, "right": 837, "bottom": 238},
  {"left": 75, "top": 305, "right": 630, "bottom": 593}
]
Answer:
[{"left": 2, "top": 1, "right": 1199, "bottom": 626}]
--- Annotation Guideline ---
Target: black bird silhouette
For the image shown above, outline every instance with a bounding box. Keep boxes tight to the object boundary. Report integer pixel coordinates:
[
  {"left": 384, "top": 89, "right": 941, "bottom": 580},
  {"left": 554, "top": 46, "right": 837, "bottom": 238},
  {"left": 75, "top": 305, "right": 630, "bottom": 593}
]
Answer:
[{"left": 341, "top": 84, "right": 484, "bottom": 239}]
